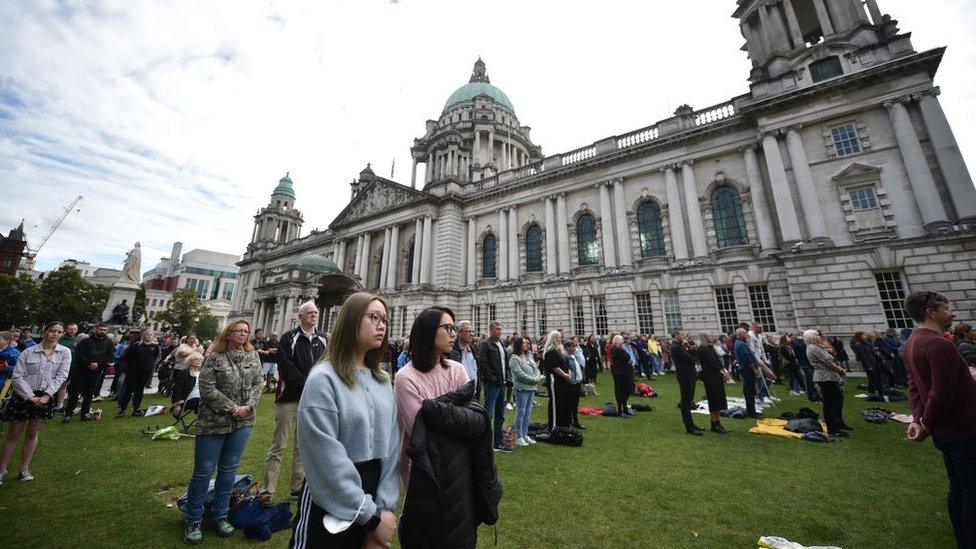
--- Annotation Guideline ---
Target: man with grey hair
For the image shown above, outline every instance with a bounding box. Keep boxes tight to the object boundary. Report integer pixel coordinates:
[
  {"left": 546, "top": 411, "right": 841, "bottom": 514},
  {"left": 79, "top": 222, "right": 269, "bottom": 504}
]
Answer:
[
  {"left": 261, "top": 300, "right": 326, "bottom": 499},
  {"left": 734, "top": 327, "right": 761, "bottom": 418},
  {"left": 448, "top": 320, "right": 480, "bottom": 396},
  {"left": 479, "top": 321, "right": 512, "bottom": 452}
]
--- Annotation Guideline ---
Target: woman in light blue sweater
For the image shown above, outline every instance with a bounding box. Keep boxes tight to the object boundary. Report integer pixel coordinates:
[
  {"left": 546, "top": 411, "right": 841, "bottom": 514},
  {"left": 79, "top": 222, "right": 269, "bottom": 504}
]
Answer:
[
  {"left": 510, "top": 336, "right": 543, "bottom": 446},
  {"left": 290, "top": 292, "right": 399, "bottom": 549}
]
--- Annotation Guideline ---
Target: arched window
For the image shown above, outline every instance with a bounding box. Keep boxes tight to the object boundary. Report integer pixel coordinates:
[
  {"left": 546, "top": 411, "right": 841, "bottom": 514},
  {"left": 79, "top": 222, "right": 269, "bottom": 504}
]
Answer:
[
  {"left": 636, "top": 201, "right": 665, "bottom": 257},
  {"left": 525, "top": 224, "right": 543, "bottom": 272},
  {"left": 576, "top": 214, "right": 599, "bottom": 266},
  {"left": 711, "top": 186, "right": 748, "bottom": 248},
  {"left": 482, "top": 234, "right": 497, "bottom": 278},
  {"left": 405, "top": 239, "right": 415, "bottom": 283}
]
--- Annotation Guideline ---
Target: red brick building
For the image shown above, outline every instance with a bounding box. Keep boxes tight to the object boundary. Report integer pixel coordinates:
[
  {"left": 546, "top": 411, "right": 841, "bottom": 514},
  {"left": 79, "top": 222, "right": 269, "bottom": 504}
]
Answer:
[{"left": 0, "top": 221, "right": 27, "bottom": 275}]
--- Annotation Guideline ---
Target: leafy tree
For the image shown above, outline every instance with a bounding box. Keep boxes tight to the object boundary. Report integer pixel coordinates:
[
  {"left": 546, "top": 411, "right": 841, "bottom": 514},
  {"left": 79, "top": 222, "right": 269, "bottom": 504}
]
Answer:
[
  {"left": 0, "top": 273, "right": 40, "bottom": 329},
  {"left": 132, "top": 284, "right": 147, "bottom": 324},
  {"left": 35, "top": 266, "right": 109, "bottom": 325},
  {"left": 195, "top": 312, "right": 219, "bottom": 341},
  {"left": 154, "top": 288, "right": 209, "bottom": 336}
]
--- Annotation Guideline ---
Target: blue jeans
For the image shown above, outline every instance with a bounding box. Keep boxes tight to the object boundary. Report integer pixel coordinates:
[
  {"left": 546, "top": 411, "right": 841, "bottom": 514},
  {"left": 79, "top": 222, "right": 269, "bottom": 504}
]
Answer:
[
  {"left": 933, "top": 436, "right": 976, "bottom": 549},
  {"left": 651, "top": 354, "right": 664, "bottom": 375},
  {"left": 514, "top": 389, "right": 534, "bottom": 439},
  {"left": 483, "top": 383, "right": 506, "bottom": 448},
  {"left": 185, "top": 426, "right": 253, "bottom": 525}
]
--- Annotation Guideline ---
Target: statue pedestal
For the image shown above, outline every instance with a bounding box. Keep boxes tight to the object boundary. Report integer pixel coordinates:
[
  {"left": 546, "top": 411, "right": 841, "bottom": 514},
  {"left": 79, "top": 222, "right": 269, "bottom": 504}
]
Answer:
[{"left": 102, "top": 281, "right": 139, "bottom": 323}]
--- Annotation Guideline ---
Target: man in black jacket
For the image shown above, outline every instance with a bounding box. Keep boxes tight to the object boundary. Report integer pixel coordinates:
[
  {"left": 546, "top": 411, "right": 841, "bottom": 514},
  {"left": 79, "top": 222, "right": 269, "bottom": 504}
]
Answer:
[
  {"left": 63, "top": 323, "right": 116, "bottom": 422},
  {"left": 478, "top": 321, "right": 511, "bottom": 452},
  {"left": 670, "top": 330, "right": 704, "bottom": 436},
  {"left": 262, "top": 301, "right": 326, "bottom": 498}
]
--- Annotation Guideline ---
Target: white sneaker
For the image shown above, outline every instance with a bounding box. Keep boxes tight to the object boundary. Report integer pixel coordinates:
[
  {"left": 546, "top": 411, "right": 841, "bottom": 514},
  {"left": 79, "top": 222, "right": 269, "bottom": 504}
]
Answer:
[
  {"left": 526, "top": 436, "right": 537, "bottom": 444},
  {"left": 516, "top": 437, "right": 530, "bottom": 446},
  {"left": 505, "top": 403, "right": 514, "bottom": 410},
  {"left": 18, "top": 469, "right": 33, "bottom": 482},
  {"left": 0, "top": 471, "right": 6, "bottom": 486}
]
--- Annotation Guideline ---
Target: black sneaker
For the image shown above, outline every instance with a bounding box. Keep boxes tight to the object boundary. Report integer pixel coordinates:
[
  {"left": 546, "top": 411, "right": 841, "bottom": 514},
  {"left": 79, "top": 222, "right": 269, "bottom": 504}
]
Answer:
[
  {"left": 80, "top": 414, "right": 93, "bottom": 422},
  {"left": 116, "top": 410, "right": 126, "bottom": 419},
  {"left": 132, "top": 409, "right": 146, "bottom": 417},
  {"left": 687, "top": 428, "right": 704, "bottom": 436},
  {"left": 62, "top": 414, "right": 73, "bottom": 424},
  {"left": 493, "top": 446, "right": 514, "bottom": 453}
]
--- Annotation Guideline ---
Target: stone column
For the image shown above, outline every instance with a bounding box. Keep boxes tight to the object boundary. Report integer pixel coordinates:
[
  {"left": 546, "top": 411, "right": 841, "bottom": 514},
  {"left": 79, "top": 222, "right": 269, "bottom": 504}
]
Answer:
[
  {"left": 426, "top": 152, "right": 433, "bottom": 183},
  {"left": 611, "top": 179, "right": 633, "bottom": 266},
  {"left": 337, "top": 239, "right": 347, "bottom": 273},
  {"left": 598, "top": 182, "right": 617, "bottom": 268},
  {"left": 411, "top": 159, "right": 418, "bottom": 189},
  {"left": 785, "top": 126, "right": 830, "bottom": 242},
  {"left": 555, "top": 193, "right": 571, "bottom": 273},
  {"left": 825, "top": 0, "right": 854, "bottom": 31},
  {"left": 742, "top": 144, "right": 778, "bottom": 253},
  {"left": 387, "top": 224, "right": 400, "bottom": 289},
  {"left": 811, "top": 0, "right": 835, "bottom": 35},
  {"left": 379, "top": 227, "right": 391, "bottom": 290},
  {"left": 680, "top": 162, "right": 708, "bottom": 257},
  {"left": 475, "top": 131, "right": 481, "bottom": 164},
  {"left": 760, "top": 132, "right": 803, "bottom": 243},
  {"left": 918, "top": 88, "right": 976, "bottom": 222},
  {"left": 361, "top": 232, "right": 372, "bottom": 285},
  {"left": 544, "top": 197, "right": 557, "bottom": 275},
  {"left": 252, "top": 300, "right": 263, "bottom": 331},
  {"left": 332, "top": 240, "right": 341, "bottom": 266},
  {"left": 421, "top": 216, "right": 433, "bottom": 284},
  {"left": 782, "top": 0, "right": 805, "bottom": 47},
  {"left": 884, "top": 98, "right": 950, "bottom": 230},
  {"left": 466, "top": 217, "right": 477, "bottom": 286},
  {"left": 488, "top": 131, "right": 494, "bottom": 165},
  {"left": 354, "top": 234, "right": 365, "bottom": 277},
  {"left": 760, "top": 1, "right": 791, "bottom": 53},
  {"left": 508, "top": 206, "right": 519, "bottom": 278},
  {"left": 278, "top": 296, "right": 291, "bottom": 334},
  {"left": 497, "top": 209, "right": 509, "bottom": 280},
  {"left": 865, "top": 0, "right": 883, "bottom": 25},
  {"left": 412, "top": 219, "right": 423, "bottom": 283},
  {"left": 663, "top": 165, "right": 689, "bottom": 260}
]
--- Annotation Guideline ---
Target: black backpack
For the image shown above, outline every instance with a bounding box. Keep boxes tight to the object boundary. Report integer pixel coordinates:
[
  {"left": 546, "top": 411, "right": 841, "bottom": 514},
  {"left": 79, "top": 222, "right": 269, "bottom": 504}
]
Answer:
[
  {"left": 601, "top": 402, "right": 617, "bottom": 416},
  {"left": 547, "top": 426, "right": 583, "bottom": 447}
]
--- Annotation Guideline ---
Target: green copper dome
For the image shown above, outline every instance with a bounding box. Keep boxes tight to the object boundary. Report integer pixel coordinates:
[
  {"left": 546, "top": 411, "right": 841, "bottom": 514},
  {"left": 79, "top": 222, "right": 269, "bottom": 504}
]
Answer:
[
  {"left": 442, "top": 58, "right": 514, "bottom": 114},
  {"left": 289, "top": 253, "right": 341, "bottom": 274},
  {"left": 273, "top": 172, "right": 295, "bottom": 199}
]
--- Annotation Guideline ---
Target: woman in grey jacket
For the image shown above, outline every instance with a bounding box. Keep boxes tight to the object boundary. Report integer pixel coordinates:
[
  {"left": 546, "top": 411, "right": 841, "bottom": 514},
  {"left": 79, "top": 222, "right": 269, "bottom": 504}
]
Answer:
[
  {"left": 510, "top": 336, "right": 542, "bottom": 446},
  {"left": 291, "top": 292, "right": 399, "bottom": 549}
]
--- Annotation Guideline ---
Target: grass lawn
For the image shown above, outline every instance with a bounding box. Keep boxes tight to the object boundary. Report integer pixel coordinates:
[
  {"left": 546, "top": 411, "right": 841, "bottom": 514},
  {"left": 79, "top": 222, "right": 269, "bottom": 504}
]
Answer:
[{"left": 0, "top": 374, "right": 953, "bottom": 548}]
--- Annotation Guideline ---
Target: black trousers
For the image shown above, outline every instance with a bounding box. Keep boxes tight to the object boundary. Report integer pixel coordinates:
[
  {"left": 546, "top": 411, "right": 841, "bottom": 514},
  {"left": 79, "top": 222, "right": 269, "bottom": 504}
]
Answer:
[
  {"left": 569, "top": 383, "right": 582, "bottom": 427},
  {"left": 865, "top": 365, "right": 884, "bottom": 395},
  {"left": 933, "top": 436, "right": 976, "bottom": 549},
  {"left": 612, "top": 374, "right": 631, "bottom": 415},
  {"left": 740, "top": 367, "right": 757, "bottom": 417},
  {"left": 119, "top": 367, "right": 152, "bottom": 412},
  {"left": 65, "top": 368, "right": 101, "bottom": 416},
  {"left": 678, "top": 377, "right": 697, "bottom": 432},
  {"left": 818, "top": 381, "right": 844, "bottom": 432},
  {"left": 290, "top": 460, "right": 380, "bottom": 549}
]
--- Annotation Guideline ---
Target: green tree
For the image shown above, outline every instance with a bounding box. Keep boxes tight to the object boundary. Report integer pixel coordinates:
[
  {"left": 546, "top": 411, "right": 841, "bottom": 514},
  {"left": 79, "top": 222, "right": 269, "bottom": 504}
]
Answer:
[
  {"left": 35, "top": 266, "right": 109, "bottom": 325},
  {"left": 132, "top": 284, "right": 147, "bottom": 324},
  {"left": 195, "top": 312, "right": 220, "bottom": 341},
  {"left": 154, "top": 288, "right": 209, "bottom": 336},
  {"left": 0, "top": 273, "right": 40, "bottom": 329}
]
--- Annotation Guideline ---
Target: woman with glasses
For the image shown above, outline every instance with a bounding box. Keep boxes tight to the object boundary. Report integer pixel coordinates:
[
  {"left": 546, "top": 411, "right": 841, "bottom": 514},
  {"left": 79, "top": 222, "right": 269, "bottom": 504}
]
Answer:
[
  {"left": 183, "top": 319, "right": 263, "bottom": 544},
  {"left": 290, "top": 292, "right": 399, "bottom": 549},
  {"left": 394, "top": 307, "right": 470, "bottom": 479}
]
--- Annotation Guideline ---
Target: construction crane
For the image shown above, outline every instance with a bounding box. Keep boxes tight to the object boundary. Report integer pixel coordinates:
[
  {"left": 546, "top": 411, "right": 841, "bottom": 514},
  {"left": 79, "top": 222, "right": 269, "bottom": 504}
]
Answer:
[{"left": 25, "top": 194, "right": 84, "bottom": 260}]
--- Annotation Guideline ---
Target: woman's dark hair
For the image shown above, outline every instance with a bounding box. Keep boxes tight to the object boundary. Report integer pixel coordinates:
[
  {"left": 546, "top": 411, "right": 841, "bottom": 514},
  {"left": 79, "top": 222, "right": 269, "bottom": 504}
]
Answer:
[
  {"left": 42, "top": 321, "right": 64, "bottom": 336},
  {"left": 779, "top": 334, "right": 790, "bottom": 348},
  {"left": 512, "top": 336, "right": 525, "bottom": 356},
  {"left": 408, "top": 306, "right": 455, "bottom": 373}
]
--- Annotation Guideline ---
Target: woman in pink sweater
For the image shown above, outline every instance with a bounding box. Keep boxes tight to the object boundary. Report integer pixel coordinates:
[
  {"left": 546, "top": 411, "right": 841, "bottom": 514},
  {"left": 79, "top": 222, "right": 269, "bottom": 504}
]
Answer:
[{"left": 393, "top": 307, "right": 469, "bottom": 484}]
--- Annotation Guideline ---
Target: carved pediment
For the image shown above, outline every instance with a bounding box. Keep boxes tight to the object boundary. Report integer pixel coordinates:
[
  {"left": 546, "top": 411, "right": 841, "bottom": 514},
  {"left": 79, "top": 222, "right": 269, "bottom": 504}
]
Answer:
[
  {"left": 832, "top": 162, "right": 882, "bottom": 184},
  {"left": 330, "top": 179, "right": 428, "bottom": 228}
]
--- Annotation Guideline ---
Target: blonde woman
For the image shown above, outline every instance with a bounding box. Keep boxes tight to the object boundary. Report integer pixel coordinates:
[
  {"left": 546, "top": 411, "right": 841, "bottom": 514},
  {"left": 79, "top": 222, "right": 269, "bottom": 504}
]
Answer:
[
  {"left": 291, "top": 292, "right": 399, "bottom": 549},
  {"left": 183, "top": 320, "right": 262, "bottom": 544},
  {"left": 0, "top": 322, "right": 71, "bottom": 485},
  {"left": 542, "top": 330, "right": 572, "bottom": 429}
]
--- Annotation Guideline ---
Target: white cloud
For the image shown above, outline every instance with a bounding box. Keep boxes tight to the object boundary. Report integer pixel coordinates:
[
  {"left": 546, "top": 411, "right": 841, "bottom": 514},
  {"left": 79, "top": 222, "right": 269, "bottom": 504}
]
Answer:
[{"left": 1, "top": 0, "right": 974, "bottom": 274}]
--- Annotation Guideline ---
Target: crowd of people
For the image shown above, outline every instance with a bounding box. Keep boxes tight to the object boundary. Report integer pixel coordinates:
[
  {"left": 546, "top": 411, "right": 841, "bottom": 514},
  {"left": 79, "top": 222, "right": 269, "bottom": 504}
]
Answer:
[{"left": 0, "top": 288, "right": 974, "bottom": 547}]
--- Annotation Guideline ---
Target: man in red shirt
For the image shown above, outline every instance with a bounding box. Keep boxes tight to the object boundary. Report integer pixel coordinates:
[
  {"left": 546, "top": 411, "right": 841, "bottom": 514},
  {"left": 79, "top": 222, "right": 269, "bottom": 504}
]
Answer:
[{"left": 903, "top": 290, "right": 976, "bottom": 549}]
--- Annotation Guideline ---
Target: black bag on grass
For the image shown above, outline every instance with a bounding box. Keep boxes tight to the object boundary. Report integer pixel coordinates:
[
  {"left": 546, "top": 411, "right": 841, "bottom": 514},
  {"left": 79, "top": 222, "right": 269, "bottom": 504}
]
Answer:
[
  {"left": 631, "top": 404, "right": 653, "bottom": 412},
  {"left": 798, "top": 407, "right": 820, "bottom": 421},
  {"left": 785, "top": 418, "right": 822, "bottom": 433},
  {"left": 546, "top": 426, "right": 583, "bottom": 447},
  {"left": 601, "top": 402, "right": 618, "bottom": 416}
]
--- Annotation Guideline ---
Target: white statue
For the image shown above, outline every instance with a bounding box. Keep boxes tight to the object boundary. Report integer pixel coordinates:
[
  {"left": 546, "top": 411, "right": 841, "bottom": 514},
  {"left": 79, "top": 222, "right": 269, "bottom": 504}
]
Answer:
[{"left": 121, "top": 242, "right": 142, "bottom": 284}]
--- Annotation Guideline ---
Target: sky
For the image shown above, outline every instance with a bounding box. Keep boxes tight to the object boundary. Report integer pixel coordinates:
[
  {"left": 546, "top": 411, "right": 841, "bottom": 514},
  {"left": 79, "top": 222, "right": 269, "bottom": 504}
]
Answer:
[{"left": 2, "top": 0, "right": 974, "bottom": 275}]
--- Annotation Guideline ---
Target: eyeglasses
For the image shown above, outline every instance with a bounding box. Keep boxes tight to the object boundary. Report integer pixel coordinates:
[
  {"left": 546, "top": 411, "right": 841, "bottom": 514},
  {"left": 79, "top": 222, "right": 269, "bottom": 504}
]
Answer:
[
  {"left": 438, "top": 323, "right": 458, "bottom": 335},
  {"left": 365, "top": 312, "right": 388, "bottom": 327}
]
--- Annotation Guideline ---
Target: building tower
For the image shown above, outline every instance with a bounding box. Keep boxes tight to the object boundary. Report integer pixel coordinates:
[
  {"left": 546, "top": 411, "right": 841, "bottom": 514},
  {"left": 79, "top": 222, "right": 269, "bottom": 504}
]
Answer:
[
  {"left": 411, "top": 58, "right": 544, "bottom": 193},
  {"left": 249, "top": 173, "right": 305, "bottom": 250},
  {"left": 0, "top": 220, "right": 27, "bottom": 275}
]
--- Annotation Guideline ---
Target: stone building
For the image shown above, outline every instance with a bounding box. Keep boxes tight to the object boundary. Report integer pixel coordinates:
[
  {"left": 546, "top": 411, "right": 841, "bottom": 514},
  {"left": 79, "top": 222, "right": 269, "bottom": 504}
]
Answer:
[
  {"left": 0, "top": 221, "right": 27, "bottom": 275},
  {"left": 231, "top": 0, "right": 976, "bottom": 342}
]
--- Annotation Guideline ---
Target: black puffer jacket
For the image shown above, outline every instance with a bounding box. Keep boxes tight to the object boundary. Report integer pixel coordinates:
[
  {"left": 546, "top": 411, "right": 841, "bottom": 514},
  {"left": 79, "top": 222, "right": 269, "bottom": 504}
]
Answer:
[{"left": 399, "top": 381, "right": 502, "bottom": 549}]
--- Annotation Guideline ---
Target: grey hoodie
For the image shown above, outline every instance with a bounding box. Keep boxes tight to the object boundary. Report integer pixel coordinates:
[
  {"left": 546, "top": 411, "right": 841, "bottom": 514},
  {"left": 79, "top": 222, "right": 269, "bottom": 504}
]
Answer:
[{"left": 297, "top": 361, "right": 400, "bottom": 527}]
